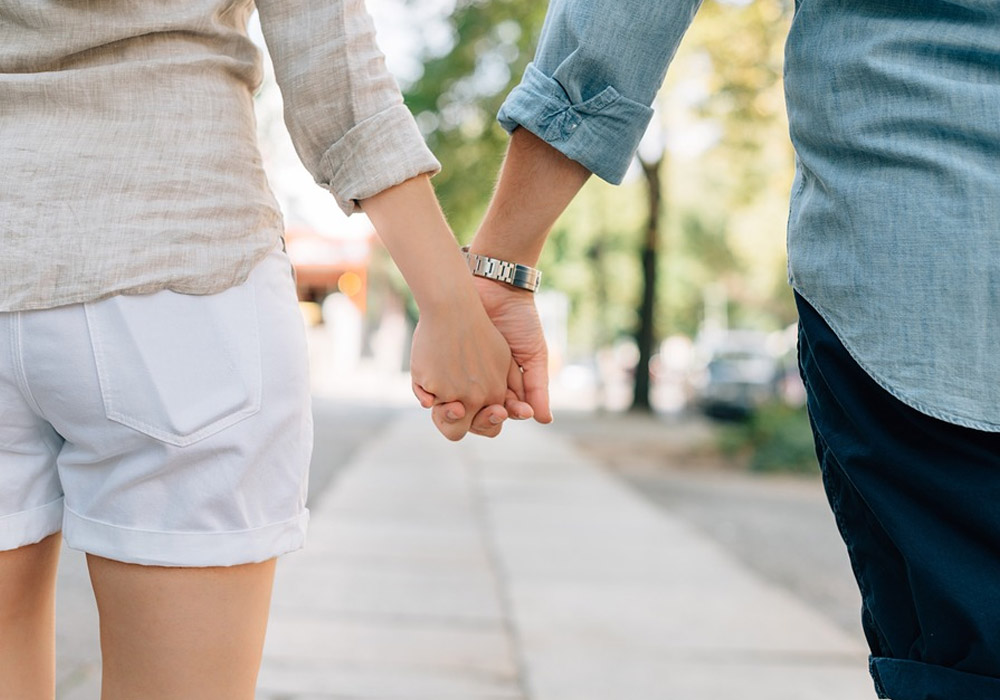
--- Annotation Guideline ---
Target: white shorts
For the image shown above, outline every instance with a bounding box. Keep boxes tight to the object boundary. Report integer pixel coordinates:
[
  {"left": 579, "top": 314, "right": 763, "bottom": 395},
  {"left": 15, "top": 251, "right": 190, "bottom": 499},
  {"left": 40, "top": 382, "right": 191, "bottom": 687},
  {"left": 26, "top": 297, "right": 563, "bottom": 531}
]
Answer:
[{"left": 0, "top": 245, "right": 312, "bottom": 566}]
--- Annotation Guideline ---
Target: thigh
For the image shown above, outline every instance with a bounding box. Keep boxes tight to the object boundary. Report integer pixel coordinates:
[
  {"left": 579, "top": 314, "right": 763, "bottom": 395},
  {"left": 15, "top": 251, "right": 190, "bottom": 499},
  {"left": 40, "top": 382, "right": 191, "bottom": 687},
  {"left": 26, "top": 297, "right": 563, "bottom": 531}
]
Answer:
[
  {"left": 88, "top": 554, "right": 275, "bottom": 700},
  {"left": 0, "top": 533, "right": 61, "bottom": 700},
  {"left": 797, "top": 292, "right": 1000, "bottom": 698},
  {"left": 18, "top": 244, "right": 313, "bottom": 567}
]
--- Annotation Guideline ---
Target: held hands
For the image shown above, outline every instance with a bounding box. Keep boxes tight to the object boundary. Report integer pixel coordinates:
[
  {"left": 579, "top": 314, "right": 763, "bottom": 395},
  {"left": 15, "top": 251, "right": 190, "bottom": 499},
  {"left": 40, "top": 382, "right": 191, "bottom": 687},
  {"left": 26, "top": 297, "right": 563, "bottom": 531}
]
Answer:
[
  {"left": 359, "top": 175, "right": 527, "bottom": 441},
  {"left": 361, "top": 172, "right": 556, "bottom": 440},
  {"left": 426, "top": 276, "right": 552, "bottom": 436},
  {"left": 418, "top": 129, "right": 587, "bottom": 436},
  {"left": 410, "top": 292, "right": 529, "bottom": 441}
]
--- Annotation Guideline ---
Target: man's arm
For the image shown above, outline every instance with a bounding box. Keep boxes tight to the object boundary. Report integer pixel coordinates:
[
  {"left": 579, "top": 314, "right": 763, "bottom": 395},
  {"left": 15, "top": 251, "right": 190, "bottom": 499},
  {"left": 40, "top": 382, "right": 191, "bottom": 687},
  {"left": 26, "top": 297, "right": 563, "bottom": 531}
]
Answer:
[
  {"left": 497, "top": 0, "right": 704, "bottom": 185},
  {"left": 462, "top": 129, "right": 590, "bottom": 424},
  {"left": 471, "top": 128, "right": 591, "bottom": 267},
  {"left": 461, "top": 0, "right": 704, "bottom": 422}
]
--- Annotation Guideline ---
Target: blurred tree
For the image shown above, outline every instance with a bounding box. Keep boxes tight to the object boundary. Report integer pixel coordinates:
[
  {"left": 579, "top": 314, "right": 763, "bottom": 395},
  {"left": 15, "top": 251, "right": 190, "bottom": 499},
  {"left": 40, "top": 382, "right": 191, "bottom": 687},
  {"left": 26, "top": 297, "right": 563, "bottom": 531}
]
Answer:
[
  {"left": 633, "top": 152, "right": 664, "bottom": 412},
  {"left": 672, "top": 0, "right": 796, "bottom": 328}
]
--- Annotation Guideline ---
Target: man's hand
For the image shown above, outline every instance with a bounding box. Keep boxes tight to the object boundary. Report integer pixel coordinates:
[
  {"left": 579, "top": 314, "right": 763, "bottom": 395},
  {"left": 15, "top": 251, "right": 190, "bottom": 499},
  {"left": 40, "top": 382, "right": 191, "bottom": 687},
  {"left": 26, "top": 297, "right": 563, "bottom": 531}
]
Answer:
[{"left": 473, "top": 276, "right": 552, "bottom": 423}]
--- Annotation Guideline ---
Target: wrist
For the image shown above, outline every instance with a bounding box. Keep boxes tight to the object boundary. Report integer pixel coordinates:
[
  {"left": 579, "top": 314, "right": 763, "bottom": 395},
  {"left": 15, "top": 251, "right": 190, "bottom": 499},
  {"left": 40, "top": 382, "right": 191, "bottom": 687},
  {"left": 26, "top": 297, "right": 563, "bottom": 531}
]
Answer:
[
  {"left": 468, "top": 229, "right": 543, "bottom": 268},
  {"left": 414, "top": 261, "right": 484, "bottom": 316}
]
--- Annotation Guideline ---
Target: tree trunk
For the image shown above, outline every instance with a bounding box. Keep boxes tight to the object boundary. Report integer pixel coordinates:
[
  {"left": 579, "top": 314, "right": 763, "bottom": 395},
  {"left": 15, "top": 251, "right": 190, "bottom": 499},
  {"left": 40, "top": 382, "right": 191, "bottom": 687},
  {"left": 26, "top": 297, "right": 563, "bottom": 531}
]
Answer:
[{"left": 632, "top": 156, "right": 663, "bottom": 413}]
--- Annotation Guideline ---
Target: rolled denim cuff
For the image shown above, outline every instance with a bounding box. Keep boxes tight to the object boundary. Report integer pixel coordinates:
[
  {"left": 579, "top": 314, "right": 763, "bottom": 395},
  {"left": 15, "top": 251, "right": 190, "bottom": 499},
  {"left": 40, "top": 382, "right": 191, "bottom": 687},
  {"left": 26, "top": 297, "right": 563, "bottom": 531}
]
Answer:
[{"left": 498, "top": 63, "right": 654, "bottom": 185}]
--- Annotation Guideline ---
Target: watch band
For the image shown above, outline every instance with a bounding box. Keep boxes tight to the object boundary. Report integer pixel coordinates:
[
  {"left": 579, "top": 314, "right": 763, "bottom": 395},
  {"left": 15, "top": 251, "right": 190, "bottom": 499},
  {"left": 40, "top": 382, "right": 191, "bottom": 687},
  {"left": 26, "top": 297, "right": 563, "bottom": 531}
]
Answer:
[{"left": 461, "top": 246, "right": 542, "bottom": 293}]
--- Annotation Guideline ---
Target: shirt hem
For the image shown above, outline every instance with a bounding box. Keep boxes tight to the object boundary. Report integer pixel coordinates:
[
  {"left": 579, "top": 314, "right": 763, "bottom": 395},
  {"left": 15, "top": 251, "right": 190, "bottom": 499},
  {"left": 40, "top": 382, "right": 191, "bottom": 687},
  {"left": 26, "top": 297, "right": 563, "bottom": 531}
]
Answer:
[
  {"left": 0, "top": 238, "right": 280, "bottom": 313},
  {"left": 793, "top": 286, "right": 1000, "bottom": 433}
]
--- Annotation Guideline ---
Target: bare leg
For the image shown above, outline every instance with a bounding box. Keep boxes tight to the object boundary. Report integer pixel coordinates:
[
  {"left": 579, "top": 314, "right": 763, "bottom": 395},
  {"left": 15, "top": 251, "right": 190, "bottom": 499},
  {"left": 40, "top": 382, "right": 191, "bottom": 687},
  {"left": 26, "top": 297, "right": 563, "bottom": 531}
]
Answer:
[
  {"left": 0, "top": 532, "right": 61, "bottom": 700},
  {"left": 87, "top": 555, "right": 276, "bottom": 700}
]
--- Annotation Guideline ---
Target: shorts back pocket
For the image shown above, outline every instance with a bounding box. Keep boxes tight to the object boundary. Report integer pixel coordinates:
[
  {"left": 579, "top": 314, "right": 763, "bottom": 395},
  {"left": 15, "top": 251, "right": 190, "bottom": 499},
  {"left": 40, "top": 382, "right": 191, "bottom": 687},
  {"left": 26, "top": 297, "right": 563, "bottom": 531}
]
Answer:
[{"left": 84, "top": 280, "right": 262, "bottom": 447}]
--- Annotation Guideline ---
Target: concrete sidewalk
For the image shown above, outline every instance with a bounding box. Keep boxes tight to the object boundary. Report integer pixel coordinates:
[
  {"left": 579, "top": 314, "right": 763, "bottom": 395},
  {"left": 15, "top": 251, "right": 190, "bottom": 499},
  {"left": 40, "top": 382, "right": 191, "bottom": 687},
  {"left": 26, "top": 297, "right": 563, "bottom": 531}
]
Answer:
[{"left": 257, "top": 411, "right": 875, "bottom": 700}]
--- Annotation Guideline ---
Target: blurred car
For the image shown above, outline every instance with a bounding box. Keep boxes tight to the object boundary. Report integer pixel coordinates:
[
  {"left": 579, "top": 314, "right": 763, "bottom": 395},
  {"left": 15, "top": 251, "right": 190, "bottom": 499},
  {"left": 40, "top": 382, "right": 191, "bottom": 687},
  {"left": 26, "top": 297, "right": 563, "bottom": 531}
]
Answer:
[{"left": 696, "top": 332, "right": 781, "bottom": 419}]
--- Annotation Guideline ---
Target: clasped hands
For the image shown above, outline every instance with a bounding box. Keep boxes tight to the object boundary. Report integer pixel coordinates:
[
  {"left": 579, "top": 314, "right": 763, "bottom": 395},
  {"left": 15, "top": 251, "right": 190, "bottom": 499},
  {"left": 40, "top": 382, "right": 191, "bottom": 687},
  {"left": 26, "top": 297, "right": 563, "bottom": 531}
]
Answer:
[{"left": 410, "top": 274, "right": 552, "bottom": 441}]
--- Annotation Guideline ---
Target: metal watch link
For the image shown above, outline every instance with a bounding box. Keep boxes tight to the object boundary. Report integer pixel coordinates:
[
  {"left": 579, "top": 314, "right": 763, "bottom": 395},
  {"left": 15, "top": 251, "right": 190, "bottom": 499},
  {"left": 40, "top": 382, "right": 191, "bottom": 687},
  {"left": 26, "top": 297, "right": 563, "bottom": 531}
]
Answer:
[{"left": 460, "top": 246, "right": 542, "bottom": 293}]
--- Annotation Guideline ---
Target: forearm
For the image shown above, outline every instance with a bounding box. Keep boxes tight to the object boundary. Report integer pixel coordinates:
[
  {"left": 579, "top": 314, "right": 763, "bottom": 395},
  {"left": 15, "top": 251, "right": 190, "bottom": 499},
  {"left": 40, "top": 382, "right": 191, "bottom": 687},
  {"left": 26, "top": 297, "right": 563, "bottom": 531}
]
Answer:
[
  {"left": 361, "top": 174, "right": 479, "bottom": 314},
  {"left": 470, "top": 128, "right": 591, "bottom": 265}
]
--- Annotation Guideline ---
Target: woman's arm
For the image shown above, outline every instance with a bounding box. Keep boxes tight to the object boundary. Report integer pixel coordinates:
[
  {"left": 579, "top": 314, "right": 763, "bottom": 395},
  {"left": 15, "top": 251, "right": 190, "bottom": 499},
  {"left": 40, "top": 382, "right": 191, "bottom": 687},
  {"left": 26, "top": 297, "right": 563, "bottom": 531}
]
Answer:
[
  {"left": 361, "top": 175, "right": 522, "bottom": 441},
  {"left": 256, "top": 0, "right": 519, "bottom": 439}
]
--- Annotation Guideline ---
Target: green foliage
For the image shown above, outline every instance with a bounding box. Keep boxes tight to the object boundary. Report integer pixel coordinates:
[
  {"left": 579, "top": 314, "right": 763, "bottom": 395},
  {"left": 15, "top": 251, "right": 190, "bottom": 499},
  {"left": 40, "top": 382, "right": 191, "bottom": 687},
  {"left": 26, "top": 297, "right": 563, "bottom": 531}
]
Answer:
[
  {"left": 665, "top": 0, "right": 797, "bottom": 333},
  {"left": 403, "top": 0, "right": 549, "bottom": 237},
  {"left": 404, "top": 0, "right": 798, "bottom": 353},
  {"left": 719, "top": 402, "right": 819, "bottom": 473}
]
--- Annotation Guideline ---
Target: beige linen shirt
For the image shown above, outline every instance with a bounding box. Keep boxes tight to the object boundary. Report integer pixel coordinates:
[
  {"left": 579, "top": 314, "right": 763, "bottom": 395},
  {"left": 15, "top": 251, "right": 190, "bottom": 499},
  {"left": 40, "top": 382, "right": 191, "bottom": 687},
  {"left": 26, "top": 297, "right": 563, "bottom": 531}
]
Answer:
[{"left": 0, "top": 0, "right": 440, "bottom": 312}]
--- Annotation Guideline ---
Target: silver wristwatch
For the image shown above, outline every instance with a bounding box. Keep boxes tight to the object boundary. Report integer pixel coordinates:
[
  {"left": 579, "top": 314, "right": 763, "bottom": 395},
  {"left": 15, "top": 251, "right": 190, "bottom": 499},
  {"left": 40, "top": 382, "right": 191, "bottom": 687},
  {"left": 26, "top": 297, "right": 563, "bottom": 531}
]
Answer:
[{"left": 461, "top": 246, "right": 542, "bottom": 293}]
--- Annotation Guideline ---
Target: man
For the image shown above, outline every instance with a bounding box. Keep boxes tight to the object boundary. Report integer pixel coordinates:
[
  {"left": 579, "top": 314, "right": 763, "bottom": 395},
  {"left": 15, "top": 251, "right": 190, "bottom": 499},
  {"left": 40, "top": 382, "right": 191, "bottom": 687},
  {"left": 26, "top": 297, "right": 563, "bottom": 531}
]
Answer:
[{"left": 441, "top": 0, "right": 1000, "bottom": 697}]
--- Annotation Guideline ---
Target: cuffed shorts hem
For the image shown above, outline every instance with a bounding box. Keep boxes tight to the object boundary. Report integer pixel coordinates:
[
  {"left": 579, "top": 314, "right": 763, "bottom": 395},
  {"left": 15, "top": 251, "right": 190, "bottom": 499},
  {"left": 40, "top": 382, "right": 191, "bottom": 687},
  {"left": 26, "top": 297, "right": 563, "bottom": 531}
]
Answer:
[
  {"left": 0, "top": 498, "right": 64, "bottom": 551},
  {"left": 62, "top": 505, "right": 310, "bottom": 567},
  {"left": 871, "top": 656, "right": 1000, "bottom": 700}
]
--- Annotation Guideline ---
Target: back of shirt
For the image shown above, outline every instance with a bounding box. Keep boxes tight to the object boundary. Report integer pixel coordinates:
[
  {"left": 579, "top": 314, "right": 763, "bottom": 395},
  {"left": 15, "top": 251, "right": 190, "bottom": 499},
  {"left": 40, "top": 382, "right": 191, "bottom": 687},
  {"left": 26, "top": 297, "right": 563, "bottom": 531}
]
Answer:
[
  {"left": 0, "top": 0, "right": 440, "bottom": 311},
  {"left": 784, "top": 0, "right": 1000, "bottom": 429},
  {"left": 0, "top": 0, "right": 286, "bottom": 310}
]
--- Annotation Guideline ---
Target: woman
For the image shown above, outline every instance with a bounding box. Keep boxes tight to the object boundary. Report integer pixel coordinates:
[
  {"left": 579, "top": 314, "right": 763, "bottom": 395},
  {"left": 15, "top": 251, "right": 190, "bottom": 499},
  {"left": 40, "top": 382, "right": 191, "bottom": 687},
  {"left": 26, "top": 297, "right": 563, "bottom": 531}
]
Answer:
[{"left": 0, "top": 0, "right": 520, "bottom": 696}]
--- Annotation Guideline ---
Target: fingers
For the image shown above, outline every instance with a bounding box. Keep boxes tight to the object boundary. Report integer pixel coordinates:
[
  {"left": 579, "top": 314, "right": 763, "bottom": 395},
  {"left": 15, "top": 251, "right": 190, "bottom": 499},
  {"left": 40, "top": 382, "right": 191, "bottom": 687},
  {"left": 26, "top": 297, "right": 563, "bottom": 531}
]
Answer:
[
  {"left": 522, "top": 354, "right": 553, "bottom": 424},
  {"left": 503, "top": 358, "right": 533, "bottom": 420},
  {"left": 468, "top": 404, "right": 508, "bottom": 438},
  {"left": 431, "top": 404, "right": 474, "bottom": 441},
  {"left": 416, "top": 364, "right": 528, "bottom": 441},
  {"left": 431, "top": 402, "right": 509, "bottom": 440},
  {"left": 462, "top": 361, "right": 530, "bottom": 439},
  {"left": 412, "top": 383, "right": 436, "bottom": 409},
  {"left": 415, "top": 380, "right": 544, "bottom": 436},
  {"left": 431, "top": 400, "right": 466, "bottom": 423},
  {"left": 422, "top": 394, "right": 509, "bottom": 441},
  {"left": 505, "top": 391, "right": 534, "bottom": 421},
  {"left": 424, "top": 399, "right": 471, "bottom": 441}
]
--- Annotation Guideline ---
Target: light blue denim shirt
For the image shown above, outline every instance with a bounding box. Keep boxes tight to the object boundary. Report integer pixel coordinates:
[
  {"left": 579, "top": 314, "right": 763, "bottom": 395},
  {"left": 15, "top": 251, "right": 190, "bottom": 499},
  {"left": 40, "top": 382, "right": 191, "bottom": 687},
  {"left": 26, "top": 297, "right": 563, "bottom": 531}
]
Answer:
[{"left": 499, "top": 0, "right": 1000, "bottom": 431}]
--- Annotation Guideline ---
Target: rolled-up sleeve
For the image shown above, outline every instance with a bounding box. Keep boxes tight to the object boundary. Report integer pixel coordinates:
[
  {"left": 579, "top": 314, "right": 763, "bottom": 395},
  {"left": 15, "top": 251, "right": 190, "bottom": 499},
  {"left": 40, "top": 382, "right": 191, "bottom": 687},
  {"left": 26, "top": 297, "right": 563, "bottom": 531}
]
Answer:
[
  {"left": 498, "top": 0, "right": 704, "bottom": 184},
  {"left": 255, "top": 0, "right": 440, "bottom": 214}
]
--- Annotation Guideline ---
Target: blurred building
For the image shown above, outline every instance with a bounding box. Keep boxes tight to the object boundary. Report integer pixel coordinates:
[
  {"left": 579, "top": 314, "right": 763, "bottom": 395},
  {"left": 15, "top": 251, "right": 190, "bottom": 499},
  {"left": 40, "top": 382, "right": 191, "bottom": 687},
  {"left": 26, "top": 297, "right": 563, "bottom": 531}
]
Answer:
[{"left": 283, "top": 227, "right": 370, "bottom": 314}]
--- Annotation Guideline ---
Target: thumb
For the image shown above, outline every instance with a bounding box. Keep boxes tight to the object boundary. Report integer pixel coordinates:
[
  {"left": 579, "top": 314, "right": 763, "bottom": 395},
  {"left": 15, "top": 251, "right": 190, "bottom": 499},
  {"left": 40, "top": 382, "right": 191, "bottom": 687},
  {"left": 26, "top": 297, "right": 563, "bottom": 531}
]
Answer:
[
  {"left": 521, "top": 354, "right": 552, "bottom": 424},
  {"left": 505, "top": 358, "right": 534, "bottom": 420}
]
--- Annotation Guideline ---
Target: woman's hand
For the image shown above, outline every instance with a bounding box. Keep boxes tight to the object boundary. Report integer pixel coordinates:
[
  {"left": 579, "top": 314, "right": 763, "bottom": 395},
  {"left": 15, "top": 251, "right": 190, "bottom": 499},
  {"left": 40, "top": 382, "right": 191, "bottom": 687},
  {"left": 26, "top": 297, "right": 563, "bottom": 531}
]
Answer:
[{"left": 411, "top": 296, "right": 525, "bottom": 441}]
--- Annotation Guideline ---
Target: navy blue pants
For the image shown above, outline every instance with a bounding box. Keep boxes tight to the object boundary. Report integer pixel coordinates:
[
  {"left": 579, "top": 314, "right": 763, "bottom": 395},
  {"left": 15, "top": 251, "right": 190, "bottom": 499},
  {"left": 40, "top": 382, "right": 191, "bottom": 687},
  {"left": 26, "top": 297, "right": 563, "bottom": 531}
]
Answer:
[{"left": 796, "top": 293, "right": 1000, "bottom": 700}]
